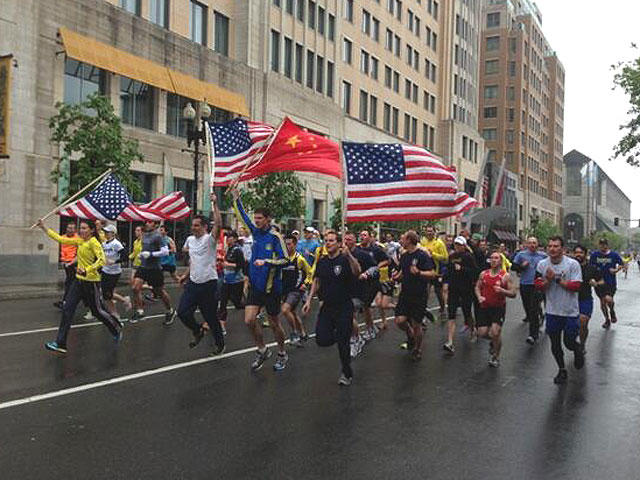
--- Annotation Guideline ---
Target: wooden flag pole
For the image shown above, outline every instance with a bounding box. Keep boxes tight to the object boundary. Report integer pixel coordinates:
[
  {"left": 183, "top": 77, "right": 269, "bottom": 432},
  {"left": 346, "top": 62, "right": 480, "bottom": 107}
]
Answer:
[
  {"left": 339, "top": 142, "right": 346, "bottom": 235},
  {"left": 204, "top": 121, "right": 214, "bottom": 199},
  {"left": 29, "top": 168, "right": 112, "bottom": 229}
]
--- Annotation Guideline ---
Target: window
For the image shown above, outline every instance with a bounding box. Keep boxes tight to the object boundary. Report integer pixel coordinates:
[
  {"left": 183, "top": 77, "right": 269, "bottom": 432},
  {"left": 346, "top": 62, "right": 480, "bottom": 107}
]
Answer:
[
  {"left": 371, "top": 57, "right": 379, "bottom": 80},
  {"left": 507, "top": 108, "right": 515, "bottom": 122},
  {"left": 405, "top": 79, "right": 411, "bottom": 100},
  {"left": 432, "top": 1, "right": 438, "bottom": 20},
  {"left": 344, "top": 0, "right": 353, "bottom": 22},
  {"left": 423, "top": 123, "right": 429, "bottom": 147},
  {"left": 271, "top": 30, "right": 281, "bottom": 72},
  {"left": 384, "top": 65, "right": 392, "bottom": 88},
  {"left": 506, "top": 129, "right": 514, "bottom": 144},
  {"left": 394, "top": 35, "right": 401, "bottom": 56},
  {"left": 412, "top": 84, "right": 418, "bottom": 103},
  {"left": 413, "top": 51, "right": 419, "bottom": 70},
  {"left": 286, "top": 0, "right": 294, "bottom": 14},
  {"left": 392, "top": 107, "right": 399, "bottom": 135},
  {"left": 189, "top": 1, "right": 207, "bottom": 45},
  {"left": 484, "top": 85, "right": 498, "bottom": 99},
  {"left": 360, "top": 50, "right": 370, "bottom": 74},
  {"left": 306, "top": 50, "right": 315, "bottom": 88},
  {"left": 149, "top": 0, "right": 168, "bottom": 28},
  {"left": 359, "top": 90, "right": 368, "bottom": 122},
  {"left": 406, "top": 44, "right": 413, "bottom": 66},
  {"left": 284, "top": 37, "right": 293, "bottom": 78},
  {"left": 408, "top": 9, "right": 414, "bottom": 31},
  {"left": 120, "top": 0, "right": 140, "bottom": 15},
  {"left": 395, "top": 0, "right": 402, "bottom": 21},
  {"left": 404, "top": 113, "right": 411, "bottom": 140},
  {"left": 487, "top": 12, "right": 500, "bottom": 28},
  {"left": 508, "top": 61, "right": 516, "bottom": 77},
  {"left": 166, "top": 93, "right": 190, "bottom": 138},
  {"left": 342, "top": 81, "right": 352, "bottom": 114},
  {"left": 485, "top": 59, "right": 498, "bottom": 74},
  {"left": 484, "top": 107, "right": 497, "bottom": 118},
  {"left": 385, "top": 28, "right": 393, "bottom": 51},
  {"left": 507, "top": 86, "right": 515, "bottom": 101},
  {"left": 362, "top": 9, "right": 371, "bottom": 35},
  {"left": 316, "top": 55, "right": 324, "bottom": 93},
  {"left": 342, "top": 38, "right": 352, "bottom": 64},
  {"left": 383, "top": 103, "right": 391, "bottom": 131},
  {"left": 393, "top": 71, "right": 400, "bottom": 92},
  {"left": 429, "top": 126, "right": 435, "bottom": 150},
  {"left": 411, "top": 117, "right": 417, "bottom": 143},
  {"left": 63, "top": 59, "right": 106, "bottom": 106},
  {"left": 327, "top": 61, "right": 334, "bottom": 97},
  {"left": 132, "top": 172, "right": 155, "bottom": 203},
  {"left": 308, "top": 1, "right": 316, "bottom": 28},
  {"left": 370, "top": 95, "right": 378, "bottom": 126},
  {"left": 482, "top": 128, "right": 497, "bottom": 141},
  {"left": 431, "top": 32, "right": 437, "bottom": 51},
  {"left": 120, "top": 77, "right": 155, "bottom": 130},
  {"left": 328, "top": 14, "right": 335, "bottom": 41},
  {"left": 214, "top": 11, "right": 230, "bottom": 56},
  {"left": 429, "top": 95, "right": 435, "bottom": 114},
  {"left": 462, "top": 136, "right": 468, "bottom": 159},
  {"left": 372, "top": 18, "right": 380, "bottom": 41},
  {"left": 273, "top": 0, "right": 281, "bottom": 6},
  {"left": 297, "top": 0, "right": 305, "bottom": 21},
  {"left": 318, "top": 7, "right": 325, "bottom": 34},
  {"left": 295, "top": 43, "right": 304, "bottom": 83},
  {"left": 486, "top": 36, "right": 499, "bottom": 51}
]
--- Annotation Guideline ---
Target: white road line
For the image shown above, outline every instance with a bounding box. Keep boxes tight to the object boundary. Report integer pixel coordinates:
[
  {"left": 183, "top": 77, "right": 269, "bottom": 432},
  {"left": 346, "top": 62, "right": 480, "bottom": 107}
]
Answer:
[{"left": 0, "top": 308, "right": 441, "bottom": 411}]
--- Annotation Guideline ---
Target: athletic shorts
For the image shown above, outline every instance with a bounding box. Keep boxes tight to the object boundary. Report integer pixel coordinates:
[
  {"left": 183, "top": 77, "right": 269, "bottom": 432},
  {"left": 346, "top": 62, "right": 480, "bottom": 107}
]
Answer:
[
  {"left": 352, "top": 282, "right": 379, "bottom": 312},
  {"left": 579, "top": 298, "right": 594, "bottom": 318},
  {"left": 429, "top": 276, "right": 444, "bottom": 290},
  {"left": 395, "top": 293, "right": 427, "bottom": 324},
  {"left": 246, "top": 287, "right": 281, "bottom": 316},
  {"left": 283, "top": 290, "right": 303, "bottom": 309},
  {"left": 476, "top": 305, "right": 506, "bottom": 328},
  {"left": 135, "top": 268, "right": 164, "bottom": 289},
  {"left": 101, "top": 272, "right": 120, "bottom": 300},
  {"left": 545, "top": 314, "right": 579, "bottom": 336},
  {"left": 161, "top": 264, "right": 177, "bottom": 274},
  {"left": 379, "top": 281, "right": 394, "bottom": 296},
  {"left": 595, "top": 284, "right": 616, "bottom": 299}
]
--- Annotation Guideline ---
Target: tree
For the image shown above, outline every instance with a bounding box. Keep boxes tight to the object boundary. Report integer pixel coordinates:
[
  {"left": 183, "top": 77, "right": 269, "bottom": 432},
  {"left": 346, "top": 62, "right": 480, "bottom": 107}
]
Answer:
[
  {"left": 524, "top": 217, "right": 560, "bottom": 246},
  {"left": 239, "top": 171, "right": 304, "bottom": 223},
  {"left": 612, "top": 47, "right": 640, "bottom": 166},
  {"left": 586, "top": 230, "right": 625, "bottom": 252},
  {"left": 49, "top": 93, "right": 143, "bottom": 200}
]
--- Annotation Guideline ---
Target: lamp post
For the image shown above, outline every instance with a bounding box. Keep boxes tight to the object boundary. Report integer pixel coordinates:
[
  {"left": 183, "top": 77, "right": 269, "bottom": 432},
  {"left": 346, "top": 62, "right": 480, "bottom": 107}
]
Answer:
[{"left": 182, "top": 101, "right": 212, "bottom": 213}]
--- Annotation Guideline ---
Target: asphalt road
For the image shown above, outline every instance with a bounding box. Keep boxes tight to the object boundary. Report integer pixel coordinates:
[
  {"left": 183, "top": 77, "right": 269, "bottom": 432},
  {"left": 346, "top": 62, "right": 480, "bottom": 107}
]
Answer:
[{"left": 1, "top": 271, "right": 639, "bottom": 479}]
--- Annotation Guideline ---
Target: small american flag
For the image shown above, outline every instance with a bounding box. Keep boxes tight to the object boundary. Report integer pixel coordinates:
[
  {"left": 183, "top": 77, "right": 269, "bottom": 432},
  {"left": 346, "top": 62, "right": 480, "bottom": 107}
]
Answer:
[
  {"left": 343, "top": 143, "right": 478, "bottom": 222},
  {"left": 59, "top": 174, "right": 190, "bottom": 221},
  {"left": 208, "top": 119, "right": 275, "bottom": 186}
]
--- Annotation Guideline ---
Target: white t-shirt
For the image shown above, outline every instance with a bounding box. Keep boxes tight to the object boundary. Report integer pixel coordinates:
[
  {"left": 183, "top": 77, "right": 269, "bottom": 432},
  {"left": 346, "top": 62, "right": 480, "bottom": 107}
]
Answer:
[
  {"left": 240, "top": 235, "right": 253, "bottom": 263},
  {"left": 536, "top": 255, "right": 582, "bottom": 317},
  {"left": 102, "top": 239, "right": 124, "bottom": 275},
  {"left": 184, "top": 233, "right": 217, "bottom": 283}
]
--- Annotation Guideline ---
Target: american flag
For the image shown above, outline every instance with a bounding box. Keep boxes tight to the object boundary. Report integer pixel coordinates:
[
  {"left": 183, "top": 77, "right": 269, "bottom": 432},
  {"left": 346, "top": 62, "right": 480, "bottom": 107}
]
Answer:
[
  {"left": 208, "top": 119, "right": 275, "bottom": 186},
  {"left": 343, "top": 143, "right": 478, "bottom": 222},
  {"left": 59, "top": 174, "right": 190, "bottom": 221}
]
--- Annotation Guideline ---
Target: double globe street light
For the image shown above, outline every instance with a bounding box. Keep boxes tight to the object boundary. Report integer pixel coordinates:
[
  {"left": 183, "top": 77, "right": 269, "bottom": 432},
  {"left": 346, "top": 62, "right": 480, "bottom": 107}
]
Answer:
[{"left": 182, "top": 101, "right": 211, "bottom": 212}]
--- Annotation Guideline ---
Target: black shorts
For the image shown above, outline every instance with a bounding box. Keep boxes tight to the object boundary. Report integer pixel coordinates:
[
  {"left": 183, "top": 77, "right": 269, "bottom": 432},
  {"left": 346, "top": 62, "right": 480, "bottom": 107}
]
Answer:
[
  {"left": 595, "top": 284, "right": 616, "bottom": 298},
  {"left": 283, "top": 290, "right": 303, "bottom": 309},
  {"left": 352, "top": 281, "right": 379, "bottom": 311},
  {"left": 395, "top": 293, "right": 427, "bottom": 324},
  {"left": 379, "top": 281, "right": 394, "bottom": 296},
  {"left": 476, "top": 305, "right": 506, "bottom": 328},
  {"left": 246, "top": 287, "right": 281, "bottom": 316},
  {"left": 135, "top": 268, "right": 165, "bottom": 289},
  {"left": 161, "top": 264, "right": 177, "bottom": 274},
  {"left": 101, "top": 272, "right": 120, "bottom": 300}
]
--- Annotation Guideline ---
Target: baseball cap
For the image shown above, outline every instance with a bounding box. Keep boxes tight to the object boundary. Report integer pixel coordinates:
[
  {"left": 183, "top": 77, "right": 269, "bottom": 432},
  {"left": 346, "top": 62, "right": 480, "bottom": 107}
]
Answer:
[
  {"left": 292, "top": 230, "right": 300, "bottom": 236},
  {"left": 304, "top": 226, "right": 315, "bottom": 232},
  {"left": 454, "top": 236, "right": 467, "bottom": 246},
  {"left": 103, "top": 224, "right": 117, "bottom": 233}
]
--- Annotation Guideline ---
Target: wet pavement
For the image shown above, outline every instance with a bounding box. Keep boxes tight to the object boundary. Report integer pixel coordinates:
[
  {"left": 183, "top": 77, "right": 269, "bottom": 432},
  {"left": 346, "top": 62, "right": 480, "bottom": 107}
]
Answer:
[{"left": 1, "top": 271, "right": 639, "bottom": 479}]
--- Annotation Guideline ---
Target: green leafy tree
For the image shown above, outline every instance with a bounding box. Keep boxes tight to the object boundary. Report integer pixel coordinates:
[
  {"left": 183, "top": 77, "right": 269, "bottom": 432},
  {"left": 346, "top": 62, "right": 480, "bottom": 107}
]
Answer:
[
  {"left": 524, "top": 217, "right": 560, "bottom": 246},
  {"left": 586, "top": 230, "right": 625, "bottom": 252},
  {"left": 49, "top": 93, "right": 143, "bottom": 200},
  {"left": 240, "top": 172, "right": 304, "bottom": 222},
  {"left": 612, "top": 47, "right": 640, "bottom": 166}
]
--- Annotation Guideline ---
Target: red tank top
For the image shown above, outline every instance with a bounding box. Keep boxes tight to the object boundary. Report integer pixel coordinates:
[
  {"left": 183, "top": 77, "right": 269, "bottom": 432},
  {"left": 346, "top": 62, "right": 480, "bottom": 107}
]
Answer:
[{"left": 480, "top": 269, "right": 507, "bottom": 307}]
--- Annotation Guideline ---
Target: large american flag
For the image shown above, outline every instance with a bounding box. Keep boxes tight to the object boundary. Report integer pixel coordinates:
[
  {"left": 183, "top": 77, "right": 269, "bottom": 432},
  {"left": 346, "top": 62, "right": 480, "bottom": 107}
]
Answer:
[
  {"left": 343, "top": 143, "right": 478, "bottom": 222},
  {"left": 59, "top": 174, "right": 190, "bottom": 221},
  {"left": 208, "top": 119, "right": 275, "bottom": 186}
]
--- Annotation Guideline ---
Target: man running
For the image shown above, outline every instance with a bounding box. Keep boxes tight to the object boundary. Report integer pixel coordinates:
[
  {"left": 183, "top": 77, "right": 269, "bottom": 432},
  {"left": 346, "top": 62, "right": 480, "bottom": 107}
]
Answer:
[
  {"left": 101, "top": 223, "right": 131, "bottom": 318},
  {"left": 131, "top": 220, "right": 175, "bottom": 324},
  {"left": 303, "top": 230, "right": 361, "bottom": 386},
  {"left": 590, "top": 238, "right": 624, "bottom": 328},
  {"left": 573, "top": 244, "right": 602, "bottom": 351},
  {"left": 420, "top": 225, "right": 449, "bottom": 319},
  {"left": 475, "top": 251, "right": 517, "bottom": 367},
  {"left": 231, "top": 188, "right": 289, "bottom": 371},
  {"left": 53, "top": 221, "right": 79, "bottom": 310},
  {"left": 512, "top": 236, "right": 547, "bottom": 345},
  {"left": 281, "top": 233, "right": 312, "bottom": 346},
  {"left": 357, "top": 229, "right": 389, "bottom": 338},
  {"left": 393, "top": 230, "right": 435, "bottom": 361},
  {"left": 217, "top": 230, "right": 245, "bottom": 335},
  {"left": 534, "top": 236, "right": 584, "bottom": 384},
  {"left": 177, "top": 193, "right": 225, "bottom": 355},
  {"left": 443, "top": 236, "right": 478, "bottom": 354},
  {"left": 297, "top": 226, "right": 320, "bottom": 266}
]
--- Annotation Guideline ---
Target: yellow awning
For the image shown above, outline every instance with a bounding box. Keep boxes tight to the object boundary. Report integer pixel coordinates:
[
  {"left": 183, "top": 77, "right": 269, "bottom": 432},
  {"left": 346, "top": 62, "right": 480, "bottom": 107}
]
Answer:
[{"left": 58, "top": 27, "right": 249, "bottom": 117}]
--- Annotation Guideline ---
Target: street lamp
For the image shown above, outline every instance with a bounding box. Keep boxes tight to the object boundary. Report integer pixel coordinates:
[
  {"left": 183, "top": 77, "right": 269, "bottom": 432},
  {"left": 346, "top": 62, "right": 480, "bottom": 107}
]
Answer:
[{"left": 182, "top": 101, "right": 211, "bottom": 212}]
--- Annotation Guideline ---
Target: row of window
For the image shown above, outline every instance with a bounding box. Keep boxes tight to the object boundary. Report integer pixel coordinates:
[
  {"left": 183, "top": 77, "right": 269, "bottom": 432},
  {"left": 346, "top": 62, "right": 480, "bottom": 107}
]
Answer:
[
  {"left": 188, "top": 1, "right": 230, "bottom": 56},
  {"left": 455, "top": 13, "right": 476, "bottom": 43},
  {"left": 386, "top": 0, "right": 439, "bottom": 22},
  {"left": 461, "top": 135, "right": 479, "bottom": 163},
  {"left": 273, "top": 0, "right": 336, "bottom": 41}
]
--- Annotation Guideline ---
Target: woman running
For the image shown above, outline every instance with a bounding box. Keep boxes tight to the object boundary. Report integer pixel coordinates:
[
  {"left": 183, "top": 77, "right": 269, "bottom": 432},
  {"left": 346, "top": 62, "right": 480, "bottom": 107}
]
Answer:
[{"left": 37, "top": 218, "right": 123, "bottom": 355}]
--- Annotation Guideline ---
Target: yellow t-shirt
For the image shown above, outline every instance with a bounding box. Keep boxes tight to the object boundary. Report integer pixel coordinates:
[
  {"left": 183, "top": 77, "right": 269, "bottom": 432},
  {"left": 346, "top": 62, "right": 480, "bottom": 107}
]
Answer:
[
  {"left": 419, "top": 237, "right": 449, "bottom": 273},
  {"left": 129, "top": 238, "right": 142, "bottom": 267},
  {"left": 47, "top": 229, "right": 105, "bottom": 282}
]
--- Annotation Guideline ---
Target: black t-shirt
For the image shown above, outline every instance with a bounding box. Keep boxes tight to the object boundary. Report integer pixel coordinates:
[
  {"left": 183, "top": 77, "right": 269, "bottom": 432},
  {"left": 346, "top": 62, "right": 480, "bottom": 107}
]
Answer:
[
  {"left": 474, "top": 248, "right": 490, "bottom": 274},
  {"left": 446, "top": 251, "right": 478, "bottom": 290},
  {"left": 358, "top": 244, "right": 389, "bottom": 265},
  {"left": 579, "top": 263, "right": 602, "bottom": 301},
  {"left": 400, "top": 249, "right": 435, "bottom": 297},
  {"left": 314, "top": 254, "right": 356, "bottom": 305}
]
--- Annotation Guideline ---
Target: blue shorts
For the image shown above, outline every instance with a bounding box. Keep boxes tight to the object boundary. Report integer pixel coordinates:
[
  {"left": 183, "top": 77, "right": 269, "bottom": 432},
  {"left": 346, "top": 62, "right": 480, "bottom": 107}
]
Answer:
[
  {"left": 545, "top": 314, "right": 579, "bottom": 336},
  {"left": 579, "top": 299, "right": 593, "bottom": 318}
]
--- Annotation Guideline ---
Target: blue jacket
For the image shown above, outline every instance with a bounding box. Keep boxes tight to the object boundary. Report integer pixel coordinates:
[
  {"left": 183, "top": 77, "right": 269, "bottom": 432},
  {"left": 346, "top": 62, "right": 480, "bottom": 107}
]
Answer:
[{"left": 233, "top": 198, "right": 287, "bottom": 294}]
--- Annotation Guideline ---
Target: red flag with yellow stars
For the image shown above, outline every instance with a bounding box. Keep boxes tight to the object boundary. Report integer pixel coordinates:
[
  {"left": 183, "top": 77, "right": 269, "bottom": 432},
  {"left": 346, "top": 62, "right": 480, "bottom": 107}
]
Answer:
[{"left": 245, "top": 117, "right": 342, "bottom": 179}]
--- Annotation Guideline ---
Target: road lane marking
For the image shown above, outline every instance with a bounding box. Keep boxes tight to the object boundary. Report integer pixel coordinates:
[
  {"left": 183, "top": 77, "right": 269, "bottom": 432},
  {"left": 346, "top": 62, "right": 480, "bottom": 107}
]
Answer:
[{"left": 0, "top": 308, "right": 441, "bottom": 410}]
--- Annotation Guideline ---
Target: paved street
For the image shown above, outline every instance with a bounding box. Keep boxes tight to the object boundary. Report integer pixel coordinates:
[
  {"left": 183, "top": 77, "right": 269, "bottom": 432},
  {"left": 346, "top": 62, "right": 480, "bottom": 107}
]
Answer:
[{"left": 1, "top": 272, "right": 640, "bottom": 479}]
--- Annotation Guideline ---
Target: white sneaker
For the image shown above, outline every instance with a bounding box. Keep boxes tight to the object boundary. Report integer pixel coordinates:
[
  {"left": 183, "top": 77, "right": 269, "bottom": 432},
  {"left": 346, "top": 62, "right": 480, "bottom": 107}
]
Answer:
[
  {"left": 338, "top": 373, "right": 352, "bottom": 386},
  {"left": 83, "top": 311, "right": 95, "bottom": 321},
  {"left": 350, "top": 338, "right": 358, "bottom": 358}
]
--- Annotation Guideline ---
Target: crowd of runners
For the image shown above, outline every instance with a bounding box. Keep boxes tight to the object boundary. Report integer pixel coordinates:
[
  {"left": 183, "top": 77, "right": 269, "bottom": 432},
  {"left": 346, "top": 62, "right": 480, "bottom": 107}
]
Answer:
[{"left": 35, "top": 188, "right": 633, "bottom": 387}]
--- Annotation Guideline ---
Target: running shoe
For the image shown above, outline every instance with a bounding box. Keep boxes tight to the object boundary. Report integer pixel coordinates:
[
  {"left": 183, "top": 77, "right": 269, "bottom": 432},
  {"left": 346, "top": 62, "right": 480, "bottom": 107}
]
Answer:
[
  {"left": 53, "top": 301, "right": 63, "bottom": 310},
  {"left": 411, "top": 349, "right": 423, "bottom": 361},
  {"left": 163, "top": 308, "right": 176, "bottom": 326},
  {"left": 338, "top": 373, "right": 352, "bottom": 386},
  {"left": 122, "top": 296, "right": 132, "bottom": 312},
  {"left": 113, "top": 328, "right": 124, "bottom": 343},
  {"left": 221, "top": 325, "right": 227, "bottom": 336},
  {"left": 602, "top": 320, "right": 611, "bottom": 329},
  {"left": 300, "top": 333, "right": 309, "bottom": 343},
  {"left": 289, "top": 332, "right": 303, "bottom": 348},
  {"left": 130, "top": 310, "right": 144, "bottom": 324},
  {"left": 459, "top": 324, "right": 470, "bottom": 334},
  {"left": 144, "top": 293, "right": 158, "bottom": 303},
  {"left": 488, "top": 355, "right": 500, "bottom": 368},
  {"left": 553, "top": 369, "right": 568, "bottom": 384},
  {"left": 210, "top": 344, "right": 226, "bottom": 356},
  {"left": 83, "top": 311, "right": 95, "bottom": 321},
  {"left": 357, "top": 336, "right": 365, "bottom": 355},
  {"left": 251, "top": 348, "right": 272, "bottom": 371},
  {"left": 44, "top": 341, "right": 67, "bottom": 355},
  {"left": 610, "top": 311, "right": 618, "bottom": 324},
  {"left": 574, "top": 347, "right": 585, "bottom": 370},
  {"left": 362, "top": 329, "right": 372, "bottom": 342},
  {"left": 443, "top": 342, "right": 455, "bottom": 354},
  {"left": 425, "top": 310, "right": 436, "bottom": 323},
  {"left": 273, "top": 352, "right": 289, "bottom": 371},
  {"left": 525, "top": 335, "right": 536, "bottom": 345},
  {"left": 421, "top": 319, "right": 429, "bottom": 330},
  {"left": 189, "top": 327, "right": 205, "bottom": 348}
]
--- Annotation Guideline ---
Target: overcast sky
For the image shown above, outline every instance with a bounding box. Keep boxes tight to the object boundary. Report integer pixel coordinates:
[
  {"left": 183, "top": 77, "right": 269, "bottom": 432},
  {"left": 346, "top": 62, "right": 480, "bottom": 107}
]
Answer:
[{"left": 533, "top": 0, "right": 640, "bottom": 218}]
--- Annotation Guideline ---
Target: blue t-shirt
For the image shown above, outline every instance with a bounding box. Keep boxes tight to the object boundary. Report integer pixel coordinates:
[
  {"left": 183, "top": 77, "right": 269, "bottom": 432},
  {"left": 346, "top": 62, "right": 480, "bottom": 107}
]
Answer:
[
  {"left": 589, "top": 250, "right": 623, "bottom": 288},
  {"left": 160, "top": 236, "right": 176, "bottom": 267},
  {"left": 296, "top": 238, "right": 320, "bottom": 266},
  {"left": 513, "top": 249, "right": 547, "bottom": 285}
]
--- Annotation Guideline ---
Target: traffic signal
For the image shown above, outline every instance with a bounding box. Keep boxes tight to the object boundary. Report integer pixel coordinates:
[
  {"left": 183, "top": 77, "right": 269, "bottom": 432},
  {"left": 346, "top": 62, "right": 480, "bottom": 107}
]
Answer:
[{"left": 614, "top": 217, "right": 619, "bottom": 226}]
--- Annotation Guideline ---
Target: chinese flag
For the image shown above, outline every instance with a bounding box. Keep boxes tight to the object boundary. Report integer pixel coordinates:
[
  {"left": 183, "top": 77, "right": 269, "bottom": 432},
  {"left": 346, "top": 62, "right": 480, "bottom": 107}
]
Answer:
[{"left": 244, "top": 117, "right": 342, "bottom": 179}]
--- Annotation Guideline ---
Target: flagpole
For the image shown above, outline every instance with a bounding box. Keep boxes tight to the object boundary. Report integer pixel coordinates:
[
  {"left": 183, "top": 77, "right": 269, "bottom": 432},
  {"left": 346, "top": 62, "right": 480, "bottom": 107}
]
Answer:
[
  {"left": 339, "top": 142, "right": 346, "bottom": 235},
  {"left": 204, "top": 120, "right": 215, "bottom": 204},
  {"left": 490, "top": 156, "right": 507, "bottom": 206},
  {"left": 29, "top": 168, "right": 112, "bottom": 229}
]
